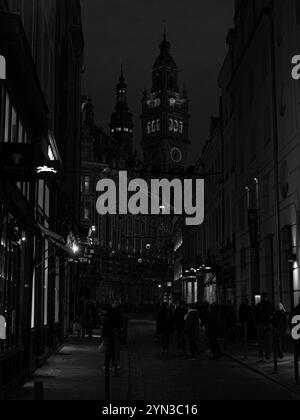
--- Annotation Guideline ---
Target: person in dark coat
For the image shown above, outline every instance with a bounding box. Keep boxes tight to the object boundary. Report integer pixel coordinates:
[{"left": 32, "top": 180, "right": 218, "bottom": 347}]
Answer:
[
  {"left": 239, "top": 299, "right": 255, "bottom": 342},
  {"left": 254, "top": 293, "right": 274, "bottom": 361},
  {"left": 156, "top": 302, "right": 174, "bottom": 353},
  {"left": 273, "top": 302, "right": 288, "bottom": 359},
  {"left": 101, "top": 300, "right": 124, "bottom": 372},
  {"left": 206, "top": 304, "right": 222, "bottom": 360},
  {"left": 224, "top": 301, "right": 236, "bottom": 341},
  {"left": 80, "top": 297, "right": 96, "bottom": 338},
  {"left": 174, "top": 301, "right": 188, "bottom": 351},
  {"left": 184, "top": 305, "right": 201, "bottom": 359}
]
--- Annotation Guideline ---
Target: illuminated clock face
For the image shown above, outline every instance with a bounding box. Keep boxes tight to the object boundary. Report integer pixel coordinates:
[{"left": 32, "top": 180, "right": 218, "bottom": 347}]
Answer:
[{"left": 170, "top": 147, "right": 182, "bottom": 163}]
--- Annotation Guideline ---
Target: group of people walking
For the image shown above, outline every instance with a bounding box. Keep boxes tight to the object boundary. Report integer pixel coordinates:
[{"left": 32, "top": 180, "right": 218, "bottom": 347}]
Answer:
[
  {"left": 155, "top": 294, "right": 300, "bottom": 362},
  {"left": 156, "top": 301, "right": 223, "bottom": 360}
]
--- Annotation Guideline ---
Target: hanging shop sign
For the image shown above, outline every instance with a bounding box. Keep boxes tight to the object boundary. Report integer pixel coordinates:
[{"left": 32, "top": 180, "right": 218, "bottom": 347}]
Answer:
[
  {"left": 0, "top": 143, "right": 60, "bottom": 181},
  {"left": 0, "top": 54, "right": 6, "bottom": 79}
]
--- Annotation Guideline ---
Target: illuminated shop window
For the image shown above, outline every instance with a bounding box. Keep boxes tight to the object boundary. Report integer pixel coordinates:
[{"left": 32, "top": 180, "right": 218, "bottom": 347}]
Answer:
[
  {"left": 156, "top": 119, "right": 160, "bottom": 132},
  {"left": 174, "top": 120, "right": 179, "bottom": 132},
  {"left": 169, "top": 98, "right": 176, "bottom": 107}
]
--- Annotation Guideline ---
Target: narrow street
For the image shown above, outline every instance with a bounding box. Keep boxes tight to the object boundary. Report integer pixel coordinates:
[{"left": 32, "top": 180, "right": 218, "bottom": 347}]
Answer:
[{"left": 11, "top": 318, "right": 300, "bottom": 401}]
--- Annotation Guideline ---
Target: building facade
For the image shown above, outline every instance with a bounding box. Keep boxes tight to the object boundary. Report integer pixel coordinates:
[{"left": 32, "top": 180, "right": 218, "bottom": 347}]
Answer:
[
  {"left": 80, "top": 72, "right": 172, "bottom": 311},
  {"left": 0, "top": 0, "right": 83, "bottom": 397}
]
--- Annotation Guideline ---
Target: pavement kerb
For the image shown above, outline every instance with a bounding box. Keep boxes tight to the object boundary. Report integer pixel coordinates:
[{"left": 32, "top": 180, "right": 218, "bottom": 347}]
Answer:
[{"left": 224, "top": 352, "right": 300, "bottom": 399}]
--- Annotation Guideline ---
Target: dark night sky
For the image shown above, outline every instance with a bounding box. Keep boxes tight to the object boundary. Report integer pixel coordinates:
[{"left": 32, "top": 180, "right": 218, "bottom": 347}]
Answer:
[{"left": 81, "top": 0, "right": 234, "bottom": 165}]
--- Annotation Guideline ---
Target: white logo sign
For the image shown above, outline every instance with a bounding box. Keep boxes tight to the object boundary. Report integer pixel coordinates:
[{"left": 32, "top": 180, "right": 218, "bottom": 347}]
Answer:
[
  {"left": 0, "top": 55, "right": 6, "bottom": 80},
  {"left": 96, "top": 171, "right": 205, "bottom": 226},
  {"left": 36, "top": 166, "right": 58, "bottom": 174}
]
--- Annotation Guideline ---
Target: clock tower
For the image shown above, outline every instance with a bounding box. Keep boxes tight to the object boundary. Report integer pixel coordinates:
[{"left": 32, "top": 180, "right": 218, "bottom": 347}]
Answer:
[{"left": 141, "top": 29, "right": 190, "bottom": 174}]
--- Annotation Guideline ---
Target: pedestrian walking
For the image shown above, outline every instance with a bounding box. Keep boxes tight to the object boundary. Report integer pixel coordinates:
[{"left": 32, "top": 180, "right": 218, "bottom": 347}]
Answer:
[
  {"left": 156, "top": 302, "right": 174, "bottom": 354},
  {"left": 101, "top": 300, "right": 124, "bottom": 373},
  {"left": 273, "top": 302, "right": 288, "bottom": 359},
  {"left": 224, "top": 301, "right": 236, "bottom": 341},
  {"left": 254, "top": 292, "right": 274, "bottom": 361},
  {"left": 174, "top": 301, "right": 188, "bottom": 351},
  {"left": 206, "top": 304, "right": 222, "bottom": 360},
  {"left": 80, "top": 297, "right": 96, "bottom": 338},
  {"left": 238, "top": 299, "right": 255, "bottom": 342},
  {"left": 184, "top": 304, "right": 201, "bottom": 360}
]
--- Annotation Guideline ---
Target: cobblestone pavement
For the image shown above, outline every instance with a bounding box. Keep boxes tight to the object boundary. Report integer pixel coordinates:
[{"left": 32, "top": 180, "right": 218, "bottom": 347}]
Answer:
[
  {"left": 10, "top": 335, "right": 129, "bottom": 401},
  {"left": 9, "top": 319, "right": 300, "bottom": 401},
  {"left": 126, "top": 319, "right": 300, "bottom": 401}
]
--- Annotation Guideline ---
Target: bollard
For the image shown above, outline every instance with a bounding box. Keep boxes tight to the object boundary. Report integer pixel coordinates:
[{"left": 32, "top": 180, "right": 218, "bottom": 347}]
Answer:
[
  {"left": 243, "top": 322, "right": 248, "bottom": 360},
  {"left": 34, "top": 381, "right": 44, "bottom": 400},
  {"left": 105, "top": 339, "right": 110, "bottom": 400},
  {"left": 273, "top": 327, "right": 278, "bottom": 374},
  {"left": 294, "top": 341, "right": 299, "bottom": 385}
]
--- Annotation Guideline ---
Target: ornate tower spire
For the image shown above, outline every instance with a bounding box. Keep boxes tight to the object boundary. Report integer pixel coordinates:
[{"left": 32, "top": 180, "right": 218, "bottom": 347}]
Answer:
[
  {"left": 141, "top": 30, "right": 190, "bottom": 174},
  {"left": 110, "top": 64, "right": 134, "bottom": 159}
]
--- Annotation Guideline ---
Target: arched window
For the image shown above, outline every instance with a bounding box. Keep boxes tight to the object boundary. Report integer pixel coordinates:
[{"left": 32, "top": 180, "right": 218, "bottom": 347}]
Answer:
[
  {"left": 174, "top": 120, "right": 179, "bottom": 132},
  {"left": 152, "top": 121, "right": 156, "bottom": 133},
  {"left": 169, "top": 119, "right": 174, "bottom": 131},
  {"left": 147, "top": 122, "right": 151, "bottom": 134},
  {"left": 156, "top": 119, "right": 160, "bottom": 132}
]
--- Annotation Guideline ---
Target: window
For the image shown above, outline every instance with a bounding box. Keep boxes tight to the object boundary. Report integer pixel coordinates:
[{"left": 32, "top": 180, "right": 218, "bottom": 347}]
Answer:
[
  {"left": 169, "top": 118, "right": 174, "bottom": 131},
  {"left": 264, "top": 107, "right": 271, "bottom": 145},
  {"left": 151, "top": 121, "right": 156, "bottom": 133},
  {"left": 84, "top": 205, "right": 91, "bottom": 220},
  {"left": 156, "top": 119, "right": 160, "bottom": 132},
  {"left": 169, "top": 98, "right": 176, "bottom": 107},
  {"left": 147, "top": 122, "right": 151, "bottom": 134},
  {"left": 174, "top": 120, "right": 179, "bottom": 132},
  {"left": 179, "top": 121, "right": 183, "bottom": 134},
  {"left": 11, "top": 107, "right": 17, "bottom": 142}
]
